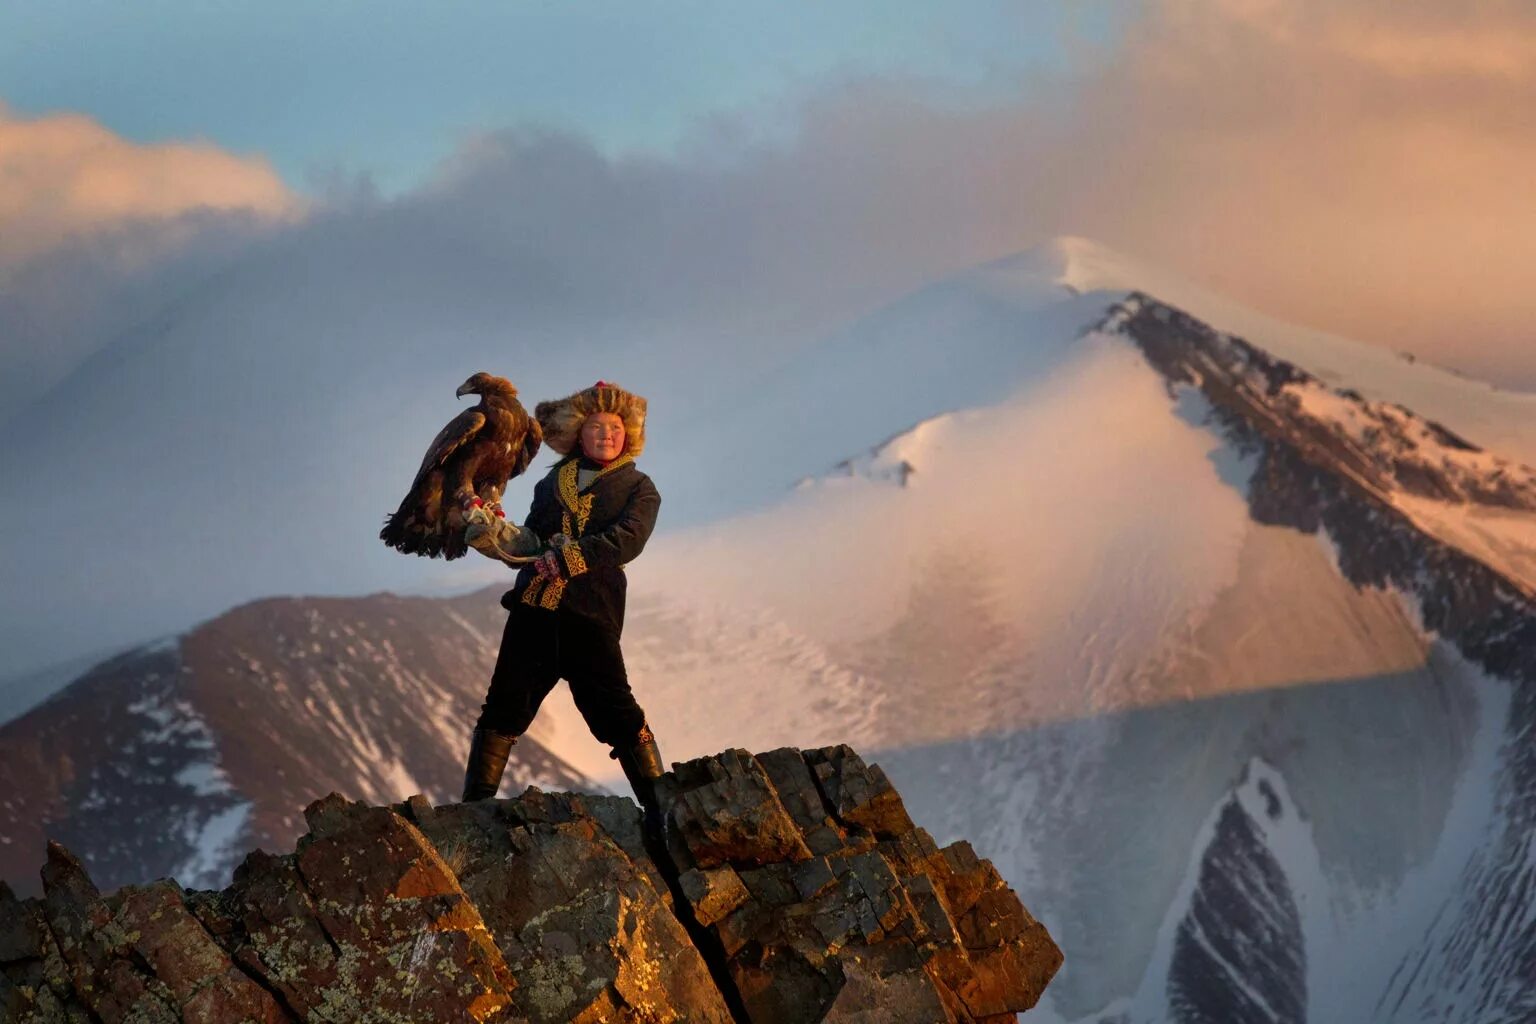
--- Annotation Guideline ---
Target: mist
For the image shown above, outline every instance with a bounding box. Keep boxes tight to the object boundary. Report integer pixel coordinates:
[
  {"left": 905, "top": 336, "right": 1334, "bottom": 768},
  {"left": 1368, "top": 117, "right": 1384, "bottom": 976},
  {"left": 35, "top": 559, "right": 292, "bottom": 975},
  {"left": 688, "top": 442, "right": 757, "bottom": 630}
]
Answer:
[{"left": 4, "top": 0, "right": 1536, "bottom": 683}]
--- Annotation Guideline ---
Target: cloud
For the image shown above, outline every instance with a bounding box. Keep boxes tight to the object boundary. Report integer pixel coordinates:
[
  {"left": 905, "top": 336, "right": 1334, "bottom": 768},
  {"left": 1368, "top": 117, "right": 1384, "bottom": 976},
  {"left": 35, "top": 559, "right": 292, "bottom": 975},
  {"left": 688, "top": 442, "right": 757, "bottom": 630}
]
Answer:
[
  {"left": 9, "top": 0, "right": 1536, "bottom": 417},
  {"left": 0, "top": 102, "right": 296, "bottom": 270},
  {"left": 1330, "top": 24, "right": 1536, "bottom": 80},
  {"left": 1005, "top": 0, "right": 1536, "bottom": 387},
  {"left": 398, "top": 0, "right": 1536, "bottom": 390},
  {"left": 1188, "top": 0, "right": 1536, "bottom": 80},
  {"left": 0, "top": 103, "right": 299, "bottom": 417}
]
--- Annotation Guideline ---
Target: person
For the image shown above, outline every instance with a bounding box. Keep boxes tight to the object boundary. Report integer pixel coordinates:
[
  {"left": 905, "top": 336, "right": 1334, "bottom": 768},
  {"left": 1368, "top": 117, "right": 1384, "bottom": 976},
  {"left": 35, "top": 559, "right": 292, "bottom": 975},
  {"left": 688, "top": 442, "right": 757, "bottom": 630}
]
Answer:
[{"left": 460, "top": 380, "right": 666, "bottom": 822}]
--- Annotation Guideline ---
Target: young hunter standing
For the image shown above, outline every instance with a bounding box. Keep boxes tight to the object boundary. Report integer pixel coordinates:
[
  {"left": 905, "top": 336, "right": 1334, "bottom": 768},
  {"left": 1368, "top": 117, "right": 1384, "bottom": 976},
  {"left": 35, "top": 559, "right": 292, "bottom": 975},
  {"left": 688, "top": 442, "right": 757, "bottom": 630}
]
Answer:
[{"left": 462, "top": 380, "right": 665, "bottom": 819}]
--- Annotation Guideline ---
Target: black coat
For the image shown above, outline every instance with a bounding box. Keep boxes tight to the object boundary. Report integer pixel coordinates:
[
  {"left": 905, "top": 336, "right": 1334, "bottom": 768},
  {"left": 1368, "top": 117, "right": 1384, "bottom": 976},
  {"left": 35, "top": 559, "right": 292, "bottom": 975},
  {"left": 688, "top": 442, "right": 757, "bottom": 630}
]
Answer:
[{"left": 500, "top": 452, "right": 661, "bottom": 634}]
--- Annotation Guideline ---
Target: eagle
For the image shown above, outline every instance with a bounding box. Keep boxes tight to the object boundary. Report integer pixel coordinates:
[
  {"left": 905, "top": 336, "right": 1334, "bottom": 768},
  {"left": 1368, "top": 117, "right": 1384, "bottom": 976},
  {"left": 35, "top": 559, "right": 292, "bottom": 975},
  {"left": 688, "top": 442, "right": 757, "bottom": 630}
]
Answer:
[{"left": 380, "top": 372, "right": 542, "bottom": 560}]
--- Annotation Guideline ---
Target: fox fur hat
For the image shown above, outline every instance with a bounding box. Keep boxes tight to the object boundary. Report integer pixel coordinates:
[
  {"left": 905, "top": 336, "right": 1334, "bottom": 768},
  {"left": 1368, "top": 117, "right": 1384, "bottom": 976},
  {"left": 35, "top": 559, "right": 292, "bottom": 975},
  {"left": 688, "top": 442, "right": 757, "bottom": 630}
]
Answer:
[{"left": 535, "top": 380, "right": 647, "bottom": 458}]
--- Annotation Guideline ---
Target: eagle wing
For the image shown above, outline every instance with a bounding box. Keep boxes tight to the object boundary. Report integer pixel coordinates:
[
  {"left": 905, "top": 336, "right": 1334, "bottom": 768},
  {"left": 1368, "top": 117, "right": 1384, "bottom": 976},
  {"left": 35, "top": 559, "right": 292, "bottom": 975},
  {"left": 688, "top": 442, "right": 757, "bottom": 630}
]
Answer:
[
  {"left": 412, "top": 407, "right": 486, "bottom": 489},
  {"left": 510, "top": 408, "right": 543, "bottom": 480}
]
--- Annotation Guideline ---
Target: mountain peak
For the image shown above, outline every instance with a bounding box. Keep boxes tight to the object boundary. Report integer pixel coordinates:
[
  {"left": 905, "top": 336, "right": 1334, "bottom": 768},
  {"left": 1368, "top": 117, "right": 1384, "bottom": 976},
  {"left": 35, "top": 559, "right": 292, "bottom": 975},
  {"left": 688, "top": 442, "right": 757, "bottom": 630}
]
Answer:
[
  {"left": 964, "top": 236, "right": 1536, "bottom": 470},
  {"left": 1101, "top": 292, "right": 1536, "bottom": 596},
  {"left": 938, "top": 234, "right": 1153, "bottom": 309}
]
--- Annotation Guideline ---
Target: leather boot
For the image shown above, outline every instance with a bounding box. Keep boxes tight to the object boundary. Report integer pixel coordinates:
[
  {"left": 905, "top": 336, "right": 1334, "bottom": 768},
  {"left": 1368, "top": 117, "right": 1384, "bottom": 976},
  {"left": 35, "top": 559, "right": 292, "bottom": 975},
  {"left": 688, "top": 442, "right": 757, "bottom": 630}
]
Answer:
[
  {"left": 462, "top": 727, "right": 517, "bottom": 802},
  {"left": 612, "top": 723, "right": 666, "bottom": 835}
]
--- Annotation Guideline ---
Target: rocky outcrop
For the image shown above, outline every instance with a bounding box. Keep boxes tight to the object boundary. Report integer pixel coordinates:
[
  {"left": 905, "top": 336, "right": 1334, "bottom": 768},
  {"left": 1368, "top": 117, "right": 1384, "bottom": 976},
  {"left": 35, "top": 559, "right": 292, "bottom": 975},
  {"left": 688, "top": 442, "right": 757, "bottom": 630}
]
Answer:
[
  {"left": 0, "top": 745, "right": 1061, "bottom": 1023},
  {"left": 657, "top": 747, "right": 1059, "bottom": 1023}
]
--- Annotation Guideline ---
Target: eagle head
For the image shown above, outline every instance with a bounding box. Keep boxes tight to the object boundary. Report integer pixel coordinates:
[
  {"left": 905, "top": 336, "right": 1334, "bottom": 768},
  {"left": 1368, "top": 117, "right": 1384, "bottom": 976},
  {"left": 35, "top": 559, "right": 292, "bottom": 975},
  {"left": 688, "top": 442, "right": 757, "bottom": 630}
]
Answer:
[{"left": 455, "top": 372, "right": 515, "bottom": 399}]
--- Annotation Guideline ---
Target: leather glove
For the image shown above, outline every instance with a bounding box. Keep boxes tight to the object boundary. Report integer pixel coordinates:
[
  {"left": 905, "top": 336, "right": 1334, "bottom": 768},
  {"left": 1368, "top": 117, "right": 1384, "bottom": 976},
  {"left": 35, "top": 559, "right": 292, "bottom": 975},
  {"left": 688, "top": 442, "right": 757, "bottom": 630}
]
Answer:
[{"left": 465, "top": 512, "right": 539, "bottom": 562}]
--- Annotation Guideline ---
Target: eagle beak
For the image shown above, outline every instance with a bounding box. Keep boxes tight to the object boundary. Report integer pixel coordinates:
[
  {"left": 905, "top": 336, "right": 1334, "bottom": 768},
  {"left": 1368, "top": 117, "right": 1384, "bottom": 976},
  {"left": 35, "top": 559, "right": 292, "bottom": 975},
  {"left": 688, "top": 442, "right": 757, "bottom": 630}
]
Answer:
[{"left": 455, "top": 383, "right": 474, "bottom": 398}]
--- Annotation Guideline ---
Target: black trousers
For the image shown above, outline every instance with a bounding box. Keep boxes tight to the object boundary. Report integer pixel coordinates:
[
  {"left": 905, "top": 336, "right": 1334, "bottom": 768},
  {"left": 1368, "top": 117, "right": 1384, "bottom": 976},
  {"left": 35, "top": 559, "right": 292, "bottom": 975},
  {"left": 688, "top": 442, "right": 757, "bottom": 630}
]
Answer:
[{"left": 476, "top": 602, "right": 647, "bottom": 747}]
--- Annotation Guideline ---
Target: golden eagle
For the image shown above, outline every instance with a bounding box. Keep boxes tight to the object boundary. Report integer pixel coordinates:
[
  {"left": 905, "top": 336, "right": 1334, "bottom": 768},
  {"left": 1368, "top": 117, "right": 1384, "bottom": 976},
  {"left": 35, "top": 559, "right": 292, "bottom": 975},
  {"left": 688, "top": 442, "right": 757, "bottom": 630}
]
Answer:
[{"left": 380, "top": 372, "right": 542, "bottom": 559}]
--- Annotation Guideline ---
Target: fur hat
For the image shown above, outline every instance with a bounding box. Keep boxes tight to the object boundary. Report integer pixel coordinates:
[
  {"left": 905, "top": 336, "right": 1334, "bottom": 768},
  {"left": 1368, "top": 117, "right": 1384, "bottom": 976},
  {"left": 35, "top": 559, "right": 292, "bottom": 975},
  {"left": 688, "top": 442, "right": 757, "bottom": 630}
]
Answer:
[{"left": 535, "top": 380, "right": 648, "bottom": 458}]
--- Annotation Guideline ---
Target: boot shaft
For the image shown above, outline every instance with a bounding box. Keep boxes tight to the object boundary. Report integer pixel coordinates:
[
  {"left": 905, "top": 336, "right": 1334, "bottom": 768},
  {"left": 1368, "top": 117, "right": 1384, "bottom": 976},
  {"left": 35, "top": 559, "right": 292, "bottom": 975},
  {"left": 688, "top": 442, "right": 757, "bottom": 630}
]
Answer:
[
  {"left": 462, "top": 727, "right": 517, "bottom": 802},
  {"left": 630, "top": 723, "right": 664, "bottom": 779},
  {"left": 614, "top": 723, "right": 665, "bottom": 808}
]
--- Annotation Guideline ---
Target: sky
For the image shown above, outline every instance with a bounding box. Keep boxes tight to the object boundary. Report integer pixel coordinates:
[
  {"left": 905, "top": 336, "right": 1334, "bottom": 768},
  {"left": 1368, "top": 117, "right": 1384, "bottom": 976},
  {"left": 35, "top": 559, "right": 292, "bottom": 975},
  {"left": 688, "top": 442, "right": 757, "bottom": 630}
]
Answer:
[
  {"left": 0, "top": 1, "right": 1125, "bottom": 194},
  {"left": 3, "top": 0, "right": 1534, "bottom": 405},
  {"left": 4, "top": 0, "right": 1536, "bottom": 679}
]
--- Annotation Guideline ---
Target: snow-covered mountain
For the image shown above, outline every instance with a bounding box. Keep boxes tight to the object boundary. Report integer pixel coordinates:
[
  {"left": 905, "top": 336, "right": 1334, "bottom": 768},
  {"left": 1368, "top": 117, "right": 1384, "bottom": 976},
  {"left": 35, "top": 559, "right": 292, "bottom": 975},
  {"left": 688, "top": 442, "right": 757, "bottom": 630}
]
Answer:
[
  {"left": 0, "top": 588, "right": 594, "bottom": 895},
  {"left": 3, "top": 236, "right": 1533, "bottom": 1020},
  {"left": 597, "top": 245, "right": 1536, "bottom": 1021}
]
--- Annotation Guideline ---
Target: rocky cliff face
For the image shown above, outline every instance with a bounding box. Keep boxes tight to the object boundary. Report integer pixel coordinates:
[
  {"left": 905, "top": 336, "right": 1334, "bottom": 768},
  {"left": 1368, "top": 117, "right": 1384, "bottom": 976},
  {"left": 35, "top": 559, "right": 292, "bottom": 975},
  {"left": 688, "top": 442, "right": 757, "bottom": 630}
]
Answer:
[{"left": 0, "top": 745, "right": 1061, "bottom": 1023}]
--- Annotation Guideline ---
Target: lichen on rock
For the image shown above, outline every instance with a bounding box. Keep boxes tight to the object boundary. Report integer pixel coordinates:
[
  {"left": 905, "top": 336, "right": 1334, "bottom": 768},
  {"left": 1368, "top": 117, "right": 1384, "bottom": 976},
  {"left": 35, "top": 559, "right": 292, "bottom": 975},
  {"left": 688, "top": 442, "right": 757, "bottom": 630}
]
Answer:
[{"left": 0, "top": 745, "right": 1061, "bottom": 1023}]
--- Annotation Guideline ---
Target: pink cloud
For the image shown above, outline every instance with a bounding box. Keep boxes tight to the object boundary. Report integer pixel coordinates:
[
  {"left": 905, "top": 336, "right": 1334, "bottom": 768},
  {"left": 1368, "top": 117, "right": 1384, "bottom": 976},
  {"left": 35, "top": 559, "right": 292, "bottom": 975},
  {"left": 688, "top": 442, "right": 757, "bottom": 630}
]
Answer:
[
  {"left": 1013, "top": 0, "right": 1536, "bottom": 385},
  {"left": 0, "top": 102, "right": 298, "bottom": 273}
]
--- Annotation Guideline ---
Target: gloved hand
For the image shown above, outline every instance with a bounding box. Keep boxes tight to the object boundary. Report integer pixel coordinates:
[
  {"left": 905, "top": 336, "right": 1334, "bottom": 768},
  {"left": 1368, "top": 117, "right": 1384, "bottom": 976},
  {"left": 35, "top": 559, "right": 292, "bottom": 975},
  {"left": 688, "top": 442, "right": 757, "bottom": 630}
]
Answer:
[{"left": 465, "top": 512, "right": 538, "bottom": 562}]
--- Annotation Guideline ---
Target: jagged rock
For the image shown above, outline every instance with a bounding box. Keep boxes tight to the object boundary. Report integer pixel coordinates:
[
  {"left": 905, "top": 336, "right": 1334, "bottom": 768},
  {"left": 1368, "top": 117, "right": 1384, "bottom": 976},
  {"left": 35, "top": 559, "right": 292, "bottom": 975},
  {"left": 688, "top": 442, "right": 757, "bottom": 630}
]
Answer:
[
  {"left": 41, "top": 841, "right": 181, "bottom": 1023},
  {"left": 0, "top": 745, "right": 1061, "bottom": 1022},
  {"left": 0, "top": 842, "right": 288, "bottom": 1024},
  {"left": 113, "top": 881, "right": 288, "bottom": 1023},
  {"left": 664, "top": 748, "right": 816, "bottom": 868},
  {"left": 399, "top": 789, "right": 732, "bottom": 1023},
  {"left": 658, "top": 745, "right": 1063, "bottom": 1023},
  {"left": 677, "top": 866, "right": 750, "bottom": 928},
  {"left": 226, "top": 795, "right": 515, "bottom": 1022},
  {"left": 0, "top": 877, "right": 88, "bottom": 1023}
]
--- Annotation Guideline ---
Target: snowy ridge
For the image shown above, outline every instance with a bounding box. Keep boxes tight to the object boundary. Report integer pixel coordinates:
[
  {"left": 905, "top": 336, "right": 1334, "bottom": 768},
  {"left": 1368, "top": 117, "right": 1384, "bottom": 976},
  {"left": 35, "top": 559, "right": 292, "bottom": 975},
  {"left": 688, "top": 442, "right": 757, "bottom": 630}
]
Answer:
[
  {"left": 638, "top": 328, "right": 1262, "bottom": 730},
  {"left": 796, "top": 412, "right": 960, "bottom": 489},
  {"left": 1102, "top": 292, "right": 1536, "bottom": 598},
  {"left": 1055, "top": 236, "right": 1536, "bottom": 468},
  {"left": 1279, "top": 378, "right": 1536, "bottom": 507},
  {"left": 1144, "top": 758, "right": 1313, "bottom": 1024}
]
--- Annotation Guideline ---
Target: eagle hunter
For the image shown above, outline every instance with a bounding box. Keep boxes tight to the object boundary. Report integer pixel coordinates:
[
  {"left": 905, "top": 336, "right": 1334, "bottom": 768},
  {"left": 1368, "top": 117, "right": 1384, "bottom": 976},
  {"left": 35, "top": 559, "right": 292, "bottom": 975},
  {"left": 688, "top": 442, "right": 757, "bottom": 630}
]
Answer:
[{"left": 380, "top": 372, "right": 542, "bottom": 560}]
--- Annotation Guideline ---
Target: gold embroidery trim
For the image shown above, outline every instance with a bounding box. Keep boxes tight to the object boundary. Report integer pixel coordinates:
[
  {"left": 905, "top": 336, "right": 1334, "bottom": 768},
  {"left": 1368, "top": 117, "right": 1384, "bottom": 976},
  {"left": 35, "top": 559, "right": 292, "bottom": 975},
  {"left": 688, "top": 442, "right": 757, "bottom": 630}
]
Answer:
[
  {"left": 557, "top": 454, "right": 634, "bottom": 537},
  {"left": 557, "top": 461, "right": 595, "bottom": 535},
  {"left": 523, "top": 455, "right": 632, "bottom": 612},
  {"left": 520, "top": 573, "right": 567, "bottom": 610}
]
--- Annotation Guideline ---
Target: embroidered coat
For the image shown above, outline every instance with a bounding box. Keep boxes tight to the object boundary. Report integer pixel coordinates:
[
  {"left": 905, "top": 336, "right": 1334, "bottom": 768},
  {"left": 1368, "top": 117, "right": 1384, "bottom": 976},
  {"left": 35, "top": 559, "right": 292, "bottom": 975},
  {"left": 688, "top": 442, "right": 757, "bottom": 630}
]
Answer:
[{"left": 500, "top": 452, "right": 661, "bottom": 633}]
